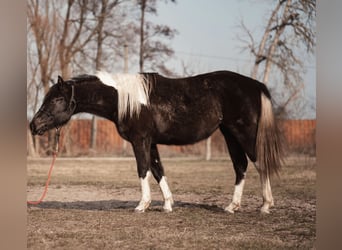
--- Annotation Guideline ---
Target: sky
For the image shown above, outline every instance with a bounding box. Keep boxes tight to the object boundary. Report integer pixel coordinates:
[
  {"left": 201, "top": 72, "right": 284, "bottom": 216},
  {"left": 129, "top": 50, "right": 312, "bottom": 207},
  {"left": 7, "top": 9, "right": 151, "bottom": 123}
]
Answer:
[{"left": 149, "top": 0, "right": 316, "bottom": 119}]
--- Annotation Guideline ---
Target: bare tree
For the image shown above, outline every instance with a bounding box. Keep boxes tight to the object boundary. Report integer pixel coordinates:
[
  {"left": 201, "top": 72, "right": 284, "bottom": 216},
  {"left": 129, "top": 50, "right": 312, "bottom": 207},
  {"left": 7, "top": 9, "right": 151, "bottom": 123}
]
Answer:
[
  {"left": 88, "top": 0, "right": 123, "bottom": 151},
  {"left": 27, "top": 0, "right": 109, "bottom": 155},
  {"left": 136, "top": 0, "right": 177, "bottom": 74},
  {"left": 27, "top": 1, "right": 59, "bottom": 92},
  {"left": 238, "top": 0, "right": 316, "bottom": 117},
  {"left": 27, "top": 0, "right": 179, "bottom": 156},
  {"left": 56, "top": 0, "right": 98, "bottom": 78},
  {"left": 27, "top": 0, "right": 61, "bottom": 155}
]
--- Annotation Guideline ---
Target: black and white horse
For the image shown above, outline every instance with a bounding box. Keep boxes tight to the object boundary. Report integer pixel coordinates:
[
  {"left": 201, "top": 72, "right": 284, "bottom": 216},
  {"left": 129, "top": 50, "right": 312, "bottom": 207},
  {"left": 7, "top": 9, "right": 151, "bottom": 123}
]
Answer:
[{"left": 30, "top": 70, "right": 283, "bottom": 214}]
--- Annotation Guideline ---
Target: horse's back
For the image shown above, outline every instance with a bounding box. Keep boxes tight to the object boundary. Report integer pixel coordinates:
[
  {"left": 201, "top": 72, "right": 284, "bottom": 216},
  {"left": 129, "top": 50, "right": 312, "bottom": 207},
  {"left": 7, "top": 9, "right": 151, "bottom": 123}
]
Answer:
[
  {"left": 148, "top": 70, "right": 267, "bottom": 95},
  {"left": 149, "top": 71, "right": 265, "bottom": 116}
]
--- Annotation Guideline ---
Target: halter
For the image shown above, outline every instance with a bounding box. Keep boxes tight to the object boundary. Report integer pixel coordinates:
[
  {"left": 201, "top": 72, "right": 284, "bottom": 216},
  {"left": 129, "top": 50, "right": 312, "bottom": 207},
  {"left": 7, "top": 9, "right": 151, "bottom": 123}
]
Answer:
[{"left": 54, "top": 84, "right": 76, "bottom": 132}]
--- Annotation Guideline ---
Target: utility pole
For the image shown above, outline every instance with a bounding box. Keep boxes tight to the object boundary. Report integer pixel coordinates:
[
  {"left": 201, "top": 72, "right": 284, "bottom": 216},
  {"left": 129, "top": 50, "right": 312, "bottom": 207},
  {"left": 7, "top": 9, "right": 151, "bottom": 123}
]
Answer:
[
  {"left": 124, "top": 43, "right": 128, "bottom": 73},
  {"left": 139, "top": 0, "right": 146, "bottom": 72},
  {"left": 122, "top": 43, "right": 128, "bottom": 155},
  {"left": 90, "top": 117, "right": 98, "bottom": 152},
  {"left": 206, "top": 137, "right": 212, "bottom": 161}
]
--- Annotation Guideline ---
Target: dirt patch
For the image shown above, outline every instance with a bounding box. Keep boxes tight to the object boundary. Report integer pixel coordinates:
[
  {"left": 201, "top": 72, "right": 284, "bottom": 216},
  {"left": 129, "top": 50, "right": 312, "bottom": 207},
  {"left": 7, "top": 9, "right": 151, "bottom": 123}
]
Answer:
[{"left": 27, "top": 157, "right": 316, "bottom": 249}]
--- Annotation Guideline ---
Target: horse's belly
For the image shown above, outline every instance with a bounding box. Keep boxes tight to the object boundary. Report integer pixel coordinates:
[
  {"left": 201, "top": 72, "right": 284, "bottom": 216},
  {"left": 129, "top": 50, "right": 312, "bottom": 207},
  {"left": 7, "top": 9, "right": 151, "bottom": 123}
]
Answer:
[
  {"left": 153, "top": 112, "right": 221, "bottom": 145},
  {"left": 155, "top": 128, "right": 217, "bottom": 145}
]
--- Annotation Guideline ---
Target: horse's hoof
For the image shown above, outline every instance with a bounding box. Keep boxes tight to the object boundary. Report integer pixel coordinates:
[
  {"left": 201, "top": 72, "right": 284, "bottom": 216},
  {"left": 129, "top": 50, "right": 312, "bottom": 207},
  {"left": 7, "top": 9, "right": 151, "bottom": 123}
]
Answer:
[
  {"left": 135, "top": 200, "right": 151, "bottom": 213},
  {"left": 134, "top": 207, "right": 145, "bottom": 213},
  {"left": 260, "top": 207, "right": 271, "bottom": 214},
  {"left": 224, "top": 207, "right": 235, "bottom": 214},
  {"left": 163, "top": 198, "right": 173, "bottom": 213},
  {"left": 260, "top": 201, "right": 273, "bottom": 214},
  {"left": 163, "top": 207, "right": 173, "bottom": 213},
  {"left": 225, "top": 202, "right": 240, "bottom": 214}
]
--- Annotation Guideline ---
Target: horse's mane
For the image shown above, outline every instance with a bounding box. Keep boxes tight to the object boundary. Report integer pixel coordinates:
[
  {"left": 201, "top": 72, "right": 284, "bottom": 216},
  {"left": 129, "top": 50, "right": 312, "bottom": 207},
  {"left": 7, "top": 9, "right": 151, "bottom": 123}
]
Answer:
[{"left": 96, "top": 71, "right": 152, "bottom": 120}]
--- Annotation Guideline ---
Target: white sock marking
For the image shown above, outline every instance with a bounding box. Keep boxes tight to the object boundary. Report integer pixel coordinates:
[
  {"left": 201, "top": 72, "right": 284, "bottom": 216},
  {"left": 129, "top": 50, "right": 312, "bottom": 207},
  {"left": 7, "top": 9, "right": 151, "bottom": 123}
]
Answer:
[
  {"left": 260, "top": 175, "right": 274, "bottom": 213},
  {"left": 225, "top": 176, "right": 246, "bottom": 214},
  {"left": 254, "top": 162, "right": 274, "bottom": 213},
  {"left": 159, "top": 176, "right": 174, "bottom": 212},
  {"left": 232, "top": 179, "right": 245, "bottom": 204},
  {"left": 135, "top": 171, "right": 152, "bottom": 212}
]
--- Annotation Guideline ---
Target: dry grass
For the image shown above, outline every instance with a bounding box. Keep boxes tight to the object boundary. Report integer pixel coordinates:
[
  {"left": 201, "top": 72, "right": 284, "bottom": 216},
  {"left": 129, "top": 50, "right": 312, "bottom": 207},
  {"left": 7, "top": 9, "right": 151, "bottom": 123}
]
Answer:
[{"left": 27, "top": 157, "right": 316, "bottom": 249}]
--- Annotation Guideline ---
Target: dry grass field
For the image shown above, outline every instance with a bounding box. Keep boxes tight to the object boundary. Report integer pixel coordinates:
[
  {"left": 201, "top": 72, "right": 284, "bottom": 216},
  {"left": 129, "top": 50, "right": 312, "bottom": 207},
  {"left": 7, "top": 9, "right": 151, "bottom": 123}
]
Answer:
[{"left": 27, "top": 156, "right": 316, "bottom": 249}]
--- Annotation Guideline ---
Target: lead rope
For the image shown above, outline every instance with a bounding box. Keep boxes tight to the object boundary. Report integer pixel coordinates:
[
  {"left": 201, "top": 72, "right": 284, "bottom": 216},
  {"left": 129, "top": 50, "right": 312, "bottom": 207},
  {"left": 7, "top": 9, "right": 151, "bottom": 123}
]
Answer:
[{"left": 27, "top": 128, "right": 61, "bottom": 205}]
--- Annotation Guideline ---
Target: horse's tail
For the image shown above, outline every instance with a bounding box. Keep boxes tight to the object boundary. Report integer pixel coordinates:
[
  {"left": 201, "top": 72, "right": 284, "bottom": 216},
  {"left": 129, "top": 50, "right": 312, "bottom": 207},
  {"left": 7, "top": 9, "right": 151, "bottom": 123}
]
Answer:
[{"left": 256, "top": 90, "right": 283, "bottom": 179}]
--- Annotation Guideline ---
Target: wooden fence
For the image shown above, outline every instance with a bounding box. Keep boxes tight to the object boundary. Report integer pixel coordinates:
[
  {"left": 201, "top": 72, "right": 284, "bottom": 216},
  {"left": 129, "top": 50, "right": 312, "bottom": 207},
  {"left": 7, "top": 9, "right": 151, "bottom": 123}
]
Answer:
[{"left": 28, "top": 119, "right": 316, "bottom": 157}]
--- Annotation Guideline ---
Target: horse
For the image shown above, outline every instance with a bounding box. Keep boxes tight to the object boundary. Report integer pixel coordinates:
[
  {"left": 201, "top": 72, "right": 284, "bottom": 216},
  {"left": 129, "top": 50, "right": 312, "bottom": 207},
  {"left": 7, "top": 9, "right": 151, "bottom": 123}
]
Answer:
[{"left": 30, "top": 70, "right": 283, "bottom": 214}]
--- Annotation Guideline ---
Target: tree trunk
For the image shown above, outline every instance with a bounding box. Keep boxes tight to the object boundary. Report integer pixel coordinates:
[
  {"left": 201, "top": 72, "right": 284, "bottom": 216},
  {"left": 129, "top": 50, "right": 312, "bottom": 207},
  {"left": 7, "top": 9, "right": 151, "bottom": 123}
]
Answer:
[
  {"left": 90, "top": 0, "right": 107, "bottom": 152},
  {"left": 47, "top": 130, "right": 55, "bottom": 155},
  {"left": 263, "top": 0, "right": 291, "bottom": 84},
  {"left": 62, "top": 124, "right": 72, "bottom": 156},
  {"left": 90, "top": 116, "right": 97, "bottom": 152},
  {"left": 34, "top": 136, "right": 40, "bottom": 156},
  {"left": 27, "top": 128, "right": 38, "bottom": 157},
  {"left": 122, "top": 43, "right": 129, "bottom": 155},
  {"left": 251, "top": 0, "right": 285, "bottom": 80},
  {"left": 139, "top": 0, "right": 146, "bottom": 72}
]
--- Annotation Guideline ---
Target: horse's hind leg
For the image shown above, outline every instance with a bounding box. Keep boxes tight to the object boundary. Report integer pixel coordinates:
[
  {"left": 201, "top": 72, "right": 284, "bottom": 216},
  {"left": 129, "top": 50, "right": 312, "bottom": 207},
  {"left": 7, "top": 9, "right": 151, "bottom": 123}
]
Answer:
[
  {"left": 254, "top": 162, "right": 274, "bottom": 214},
  {"left": 150, "top": 144, "right": 174, "bottom": 212},
  {"left": 220, "top": 126, "right": 248, "bottom": 213}
]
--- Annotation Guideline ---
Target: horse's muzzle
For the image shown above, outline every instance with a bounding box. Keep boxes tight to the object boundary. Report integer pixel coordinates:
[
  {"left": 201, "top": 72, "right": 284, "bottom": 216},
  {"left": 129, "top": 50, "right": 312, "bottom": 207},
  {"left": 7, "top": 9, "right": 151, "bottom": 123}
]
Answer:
[
  {"left": 30, "top": 120, "right": 38, "bottom": 135},
  {"left": 30, "top": 120, "right": 46, "bottom": 136}
]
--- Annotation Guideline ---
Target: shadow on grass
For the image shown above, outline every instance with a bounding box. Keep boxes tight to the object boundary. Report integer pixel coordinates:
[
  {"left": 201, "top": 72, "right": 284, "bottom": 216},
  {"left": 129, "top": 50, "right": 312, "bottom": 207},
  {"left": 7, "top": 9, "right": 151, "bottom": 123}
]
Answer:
[{"left": 28, "top": 199, "right": 224, "bottom": 213}]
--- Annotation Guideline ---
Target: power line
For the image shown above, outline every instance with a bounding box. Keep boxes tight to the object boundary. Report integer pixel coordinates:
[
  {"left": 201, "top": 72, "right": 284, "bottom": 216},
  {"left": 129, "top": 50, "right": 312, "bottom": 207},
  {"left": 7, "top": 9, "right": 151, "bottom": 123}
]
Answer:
[
  {"left": 174, "top": 50, "right": 316, "bottom": 69},
  {"left": 175, "top": 50, "right": 251, "bottom": 63}
]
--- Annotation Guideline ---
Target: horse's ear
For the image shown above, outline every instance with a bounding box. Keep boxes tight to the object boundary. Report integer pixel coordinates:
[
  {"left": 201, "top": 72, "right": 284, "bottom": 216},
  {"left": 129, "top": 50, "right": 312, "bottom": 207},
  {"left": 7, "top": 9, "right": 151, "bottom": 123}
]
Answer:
[{"left": 57, "top": 75, "right": 64, "bottom": 85}]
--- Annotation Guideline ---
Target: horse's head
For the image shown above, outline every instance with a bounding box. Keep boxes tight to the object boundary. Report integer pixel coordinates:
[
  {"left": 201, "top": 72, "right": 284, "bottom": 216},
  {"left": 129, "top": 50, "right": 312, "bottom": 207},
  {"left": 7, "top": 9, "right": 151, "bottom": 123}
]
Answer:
[{"left": 30, "top": 76, "right": 76, "bottom": 136}]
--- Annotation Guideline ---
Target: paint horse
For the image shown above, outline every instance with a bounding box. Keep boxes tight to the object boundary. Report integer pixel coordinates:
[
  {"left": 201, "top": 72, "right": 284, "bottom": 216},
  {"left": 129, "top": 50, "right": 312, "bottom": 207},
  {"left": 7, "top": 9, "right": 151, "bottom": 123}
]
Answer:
[{"left": 30, "top": 70, "right": 283, "bottom": 214}]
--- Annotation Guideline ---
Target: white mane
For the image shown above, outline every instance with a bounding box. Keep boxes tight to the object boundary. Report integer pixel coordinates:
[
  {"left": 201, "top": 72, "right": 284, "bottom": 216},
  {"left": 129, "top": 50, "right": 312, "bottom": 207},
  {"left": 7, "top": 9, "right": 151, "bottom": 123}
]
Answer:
[{"left": 96, "top": 71, "right": 151, "bottom": 120}]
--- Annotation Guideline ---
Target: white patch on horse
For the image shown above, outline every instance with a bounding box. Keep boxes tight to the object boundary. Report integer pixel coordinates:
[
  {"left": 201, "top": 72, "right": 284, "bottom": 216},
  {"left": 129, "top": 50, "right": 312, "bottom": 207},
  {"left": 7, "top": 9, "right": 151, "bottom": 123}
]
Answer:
[
  {"left": 159, "top": 176, "right": 174, "bottom": 212},
  {"left": 96, "top": 71, "right": 119, "bottom": 89},
  {"left": 96, "top": 71, "right": 151, "bottom": 120},
  {"left": 254, "top": 162, "right": 274, "bottom": 214},
  {"left": 260, "top": 175, "right": 274, "bottom": 214},
  {"left": 135, "top": 171, "right": 152, "bottom": 213},
  {"left": 225, "top": 177, "right": 246, "bottom": 214}
]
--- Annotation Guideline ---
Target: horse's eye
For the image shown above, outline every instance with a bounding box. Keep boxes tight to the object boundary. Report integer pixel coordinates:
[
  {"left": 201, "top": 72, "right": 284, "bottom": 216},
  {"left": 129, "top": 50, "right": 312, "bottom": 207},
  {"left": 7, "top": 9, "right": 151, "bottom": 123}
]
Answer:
[{"left": 53, "top": 97, "right": 64, "bottom": 103}]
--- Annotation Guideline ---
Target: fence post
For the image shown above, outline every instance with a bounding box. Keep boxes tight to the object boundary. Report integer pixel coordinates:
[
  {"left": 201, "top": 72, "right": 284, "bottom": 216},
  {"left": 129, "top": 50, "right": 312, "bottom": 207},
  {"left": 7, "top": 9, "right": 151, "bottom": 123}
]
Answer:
[{"left": 206, "top": 136, "right": 212, "bottom": 161}]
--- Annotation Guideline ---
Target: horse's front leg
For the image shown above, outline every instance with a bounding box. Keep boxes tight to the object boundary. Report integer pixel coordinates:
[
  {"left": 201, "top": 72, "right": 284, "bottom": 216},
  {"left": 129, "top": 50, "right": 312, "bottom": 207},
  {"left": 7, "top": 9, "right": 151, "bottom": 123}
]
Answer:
[
  {"left": 132, "top": 139, "right": 152, "bottom": 213},
  {"left": 150, "top": 144, "right": 174, "bottom": 212}
]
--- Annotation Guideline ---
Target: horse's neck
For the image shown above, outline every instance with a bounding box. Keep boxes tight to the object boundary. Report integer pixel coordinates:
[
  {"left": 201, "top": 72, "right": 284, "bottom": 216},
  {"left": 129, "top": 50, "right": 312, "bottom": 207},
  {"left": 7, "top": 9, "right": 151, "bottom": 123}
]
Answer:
[{"left": 73, "top": 81, "right": 118, "bottom": 122}]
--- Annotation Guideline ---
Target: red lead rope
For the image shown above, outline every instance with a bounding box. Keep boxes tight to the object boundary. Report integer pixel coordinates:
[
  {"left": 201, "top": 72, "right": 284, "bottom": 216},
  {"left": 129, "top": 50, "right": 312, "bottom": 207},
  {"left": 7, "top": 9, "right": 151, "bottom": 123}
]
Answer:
[
  {"left": 27, "top": 153, "right": 57, "bottom": 205},
  {"left": 27, "top": 128, "right": 60, "bottom": 205}
]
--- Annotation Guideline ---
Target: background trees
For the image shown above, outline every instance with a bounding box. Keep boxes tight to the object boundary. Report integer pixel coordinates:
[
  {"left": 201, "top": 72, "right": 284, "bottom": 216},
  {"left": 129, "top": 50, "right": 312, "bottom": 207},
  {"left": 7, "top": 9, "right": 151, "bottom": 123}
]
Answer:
[
  {"left": 27, "top": 0, "right": 178, "bottom": 155},
  {"left": 137, "top": 0, "right": 177, "bottom": 74},
  {"left": 238, "top": 0, "right": 316, "bottom": 117},
  {"left": 27, "top": 1, "right": 315, "bottom": 157}
]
